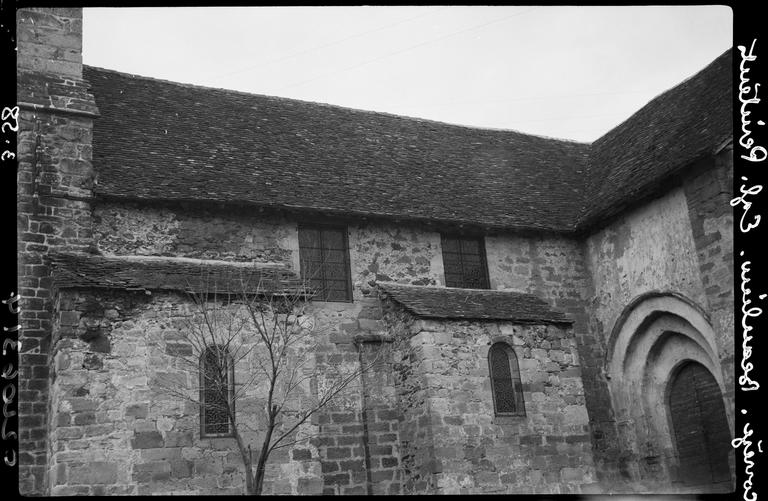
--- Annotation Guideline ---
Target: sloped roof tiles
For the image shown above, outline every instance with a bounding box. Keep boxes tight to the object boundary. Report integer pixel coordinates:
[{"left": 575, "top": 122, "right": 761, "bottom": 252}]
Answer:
[
  {"left": 82, "top": 49, "right": 731, "bottom": 233},
  {"left": 47, "top": 253, "right": 307, "bottom": 295},
  {"left": 378, "top": 282, "right": 572, "bottom": 324}
]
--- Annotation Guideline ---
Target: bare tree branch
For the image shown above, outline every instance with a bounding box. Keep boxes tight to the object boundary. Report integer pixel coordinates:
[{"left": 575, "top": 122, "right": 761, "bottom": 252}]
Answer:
[{"left": 155, "top": 266, "right": 400, "bottom": 495}]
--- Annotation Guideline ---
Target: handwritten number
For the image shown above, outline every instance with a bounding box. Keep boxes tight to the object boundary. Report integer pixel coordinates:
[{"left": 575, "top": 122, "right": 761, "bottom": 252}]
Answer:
[
  {"left": 1, "top": 293, "right": 20, "bottom": 314},
  {"left": 1, "top": 364, "right": 16, "bottom": 381},
  {"left": 1, "top": 107, "right": 19, "bottom": 133},
  {"left": 0, "top": 106, "right": 18, "bottom": 122}
]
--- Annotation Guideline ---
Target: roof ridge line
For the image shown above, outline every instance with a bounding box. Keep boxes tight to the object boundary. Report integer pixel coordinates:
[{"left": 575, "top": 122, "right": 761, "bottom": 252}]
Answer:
[{"left": 82, "top": 64, "right": 590, "bottom": 144}]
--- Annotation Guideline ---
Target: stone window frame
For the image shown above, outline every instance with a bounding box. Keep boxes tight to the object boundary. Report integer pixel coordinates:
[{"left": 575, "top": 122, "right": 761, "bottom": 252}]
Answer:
[
  {"left": 298, "top": 223, "right": 354, "bottom": 302},
  {"left": 488, "top": 342, "right": 526, "bottom": 417},
  {"left": 440, "top": 233, "right": 491, "bottom": 289},
  {"left": 200, "top": 345, "right": 236, "bottom": 438}
]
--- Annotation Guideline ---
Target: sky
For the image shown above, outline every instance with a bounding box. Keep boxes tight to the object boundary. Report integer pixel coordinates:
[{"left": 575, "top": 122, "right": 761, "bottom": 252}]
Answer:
[{"left": 82, "top": 6, "right": 732, "bottom": 143}]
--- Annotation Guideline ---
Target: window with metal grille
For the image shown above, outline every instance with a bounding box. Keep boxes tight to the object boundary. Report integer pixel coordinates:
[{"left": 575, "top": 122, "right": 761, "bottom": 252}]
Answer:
[
  {"left": 299, "top": 224, "right": 353, "bottom": 302},
  {"left": 489, "top": 342, "right": 525, "bottom": 416},
  {"left": 441, "top": 234, "right": 490, "bottom": 289},
  {"left": 200, "top": 346, "right": 234, "bottom": 437}
]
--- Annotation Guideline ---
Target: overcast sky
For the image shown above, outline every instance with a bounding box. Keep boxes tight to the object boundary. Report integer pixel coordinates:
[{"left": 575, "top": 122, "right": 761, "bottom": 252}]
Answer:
[{"left": 82, "top": 6, "right": 732, "bottom": 143}]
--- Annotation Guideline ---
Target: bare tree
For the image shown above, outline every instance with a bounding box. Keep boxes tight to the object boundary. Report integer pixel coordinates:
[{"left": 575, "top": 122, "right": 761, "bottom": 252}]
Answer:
[{"left": 157, "top": 269, "right": 392, "bottom": 495}]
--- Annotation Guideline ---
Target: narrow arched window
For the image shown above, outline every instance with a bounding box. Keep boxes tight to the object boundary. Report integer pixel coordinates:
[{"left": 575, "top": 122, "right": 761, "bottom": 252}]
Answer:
[
  {"left": 489, "top": 342, "right": 525, "bottom": 416},
  {"left": 200, "top": 345, "right": 235, "bottom": 437}
]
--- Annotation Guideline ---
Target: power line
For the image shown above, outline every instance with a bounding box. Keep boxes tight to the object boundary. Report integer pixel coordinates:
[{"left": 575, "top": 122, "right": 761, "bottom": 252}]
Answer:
[
  {"left": 503, "top": 112, "right": 629, "bottom": 124},
  {"left": 204, "top": 7, "right": 447, "bottom": 81},
  {"left": 275, "top": 6, "right": 539, "bottom": 92},
  {"left": 392, "top": 89, "right": 659, "bottom": 109}
]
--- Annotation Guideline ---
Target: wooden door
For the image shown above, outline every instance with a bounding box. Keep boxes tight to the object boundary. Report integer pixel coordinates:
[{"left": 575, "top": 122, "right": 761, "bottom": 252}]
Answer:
[{"left": 668, "top": 362, "right": 731, "bottom": 487}]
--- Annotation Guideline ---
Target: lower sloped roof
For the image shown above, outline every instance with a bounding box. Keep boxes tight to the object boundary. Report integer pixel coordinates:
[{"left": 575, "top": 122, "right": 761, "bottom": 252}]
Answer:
[
  {"left": 377, "top": 282, "right": 572, "bottom": 324},
  {"left": 48, "top": 253, "right": 308, "bottom": 295}
]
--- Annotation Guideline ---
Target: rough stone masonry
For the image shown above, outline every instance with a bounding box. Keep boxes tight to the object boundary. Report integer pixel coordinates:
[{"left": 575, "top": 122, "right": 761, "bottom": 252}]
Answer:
[{"left": 15, "top": 6, "right": 734, "bottom": 496}]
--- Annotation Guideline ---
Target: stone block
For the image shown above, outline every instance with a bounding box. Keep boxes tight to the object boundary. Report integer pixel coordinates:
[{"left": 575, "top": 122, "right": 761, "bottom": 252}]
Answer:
[
  {"left": 339, "top": 459, "right": 365, "bottom": 472},
  {"left": 376, "top": 409, "right": 399, "bottom": 421},
  {"left": 68, "top": 461, "right": 118, "bottom": 485},
  {"left": 370, "top": 445, "right": 392, "bottom": 456},
  {"left": 141, "top": 447, "right": 183, "bottom": 461},
  {"left": 560, "top": 467, "right": 585, "bottom": 483},
  {"left": 298, "top": 477, "right": 323, "bottom": 495},
  {"left": 68, "top": 397, "right": 99, "bottom": 412},
  {"left": 55, "top": 412, "right": 71, "bottom": 427},
  {"left": 125, "top": 403, "right": 148, "bottom": 419},
  {"left": 72, "top": 411, "right": 95, "bottom": 425},
  {"left": 131, "top": 431, "right": 164, "bottom": 449},
  {"left": 170, "top": 459, "right": 193, "bottom": 479},
  {"left": 376, "top": 433, "right": 398, "bottom": 443},
  {"left": 60, "top": 311, "right": 80, "bottom": 326},
  {"left": 340, "top": 321, "right": 359, "bottom": 334},
  {"left": 326, "top": 447, "right": 351, "bottom": 459},
  {"left": 332, "top": 412, "right": 355, "bottom": 424},
  {"left": 165, "top": 343, "right": 193, "bottom": 357},
  {"left": 55, "top": 426, "right": 84, "bottom": 440},
  {"left": 324, "top": 472, "right": 350, "bottom": 486},
  {"left": 381, "top": 457, "right": 399, "bottom": 468},
  {"left": 371, "top": 469, "right": 393, "bottom": 482},
  {"left": 164, "top": 431, "right": 193, "bottom": 447},
  {"left": 292, "top": 448, "right": 312, "bottom": 461},
  {"left": 330, "top": 331, "right": 353, "bottom": 344},
  {"left": 358, "top": 319, "right": 384, "bottom": 332},
  {"left": 321, "top": 461, "right": 339, "bottom": 473}
]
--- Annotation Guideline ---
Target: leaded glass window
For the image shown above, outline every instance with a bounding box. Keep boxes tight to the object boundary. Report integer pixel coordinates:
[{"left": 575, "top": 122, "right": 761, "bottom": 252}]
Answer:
[
  {"left": 299, "top": 224, "right": 353, "bottom": 302},
  {"left": 441, "top": 234, "right": 490, "bottom": 289},
  {"left": 200, "top": 346, "right": 234, "bottom": 437},
  {"left": 489, "top": 342, "right": 525, "bottom": 416}
]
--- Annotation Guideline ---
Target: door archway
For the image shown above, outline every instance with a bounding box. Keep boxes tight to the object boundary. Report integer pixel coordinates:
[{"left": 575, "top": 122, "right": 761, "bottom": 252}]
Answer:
[
  {"left": 668, "top": 361, "right": 731, "bottom": 488},
  {"left": 605, "top": 291, "right": 733, "bottom": 490}
]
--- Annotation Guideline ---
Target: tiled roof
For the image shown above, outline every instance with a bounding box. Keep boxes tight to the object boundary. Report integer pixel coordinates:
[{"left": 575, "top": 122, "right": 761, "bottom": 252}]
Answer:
[
  {"left": 578, "top": 49, "right": 733, "bottom": 229},
  {"left": 47, "top": 253, "right": 308, "bottom": 295},
  {"left": 82, "top": 48, "right": 731, "bottom": 233},
  {"left": 83, "top": 67, "right": 589, "bottom": 232},
  {"left": 377, "top": 283, "right": 572, "bottom": 324}
]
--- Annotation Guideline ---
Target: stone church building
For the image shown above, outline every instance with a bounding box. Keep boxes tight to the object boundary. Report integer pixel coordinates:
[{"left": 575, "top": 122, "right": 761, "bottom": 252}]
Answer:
[{"left": 16, "top": 8, "right": 734, "bottom": 496}]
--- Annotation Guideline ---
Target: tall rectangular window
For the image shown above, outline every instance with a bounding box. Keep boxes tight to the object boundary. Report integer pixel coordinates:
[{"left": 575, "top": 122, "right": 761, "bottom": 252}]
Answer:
[
  {"left": 298, "top": 224, "right": 353, "bottom": 302},
  {"left": 200, "top": 346, "right": 234, "bottom": 437},
  {"left": 441, "top": 234, "right": 490, "bottom": 289}
]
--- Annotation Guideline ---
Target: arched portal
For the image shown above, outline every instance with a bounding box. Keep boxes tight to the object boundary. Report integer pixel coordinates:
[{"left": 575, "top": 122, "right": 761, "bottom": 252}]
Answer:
[
  {"left": 668, "top": 361, "right": 731, "bottom": 488},
  {"left": 605, "top": 291, "right": 733, "bottom": 491}
]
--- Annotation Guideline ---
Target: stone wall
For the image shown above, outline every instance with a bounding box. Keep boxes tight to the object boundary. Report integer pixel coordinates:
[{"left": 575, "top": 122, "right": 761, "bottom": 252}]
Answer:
[
  {"left": 582, "top": 163, "right": 734, "bottom": 491},
  {"left": 48, "top": 287, "right": 405, "bottom": 495},
  {"left": 485, "top": 234, "right": 614, "bottom": 487},
  {"left": 381, "top": 302, "right": 598, "bottom": 494},
  {"left": 93, "top": 203, "right": 446, "bottom": 300},
  {"left": 585, "top": 187, "right": 708, "bottom": 342},
  {"left": 88, "top": 202, "right": 607, "bottom": 494},
  {"left": 682, "top": 148, "right": 734, "bottom": 411},
  {"left": 93, "top": 203, "right": 296, "bottom": 266},
  {"left": 16, "top": 8, "right": 99, "bottom": 495}
]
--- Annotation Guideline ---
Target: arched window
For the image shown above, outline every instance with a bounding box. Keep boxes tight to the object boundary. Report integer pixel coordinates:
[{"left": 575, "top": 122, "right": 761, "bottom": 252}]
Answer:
[
  {"left": 200, "top": 345, "right": 235, "bottom": 437},
  {"left": 489, "top": 342, "right": 525, "bottom": 416}
]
